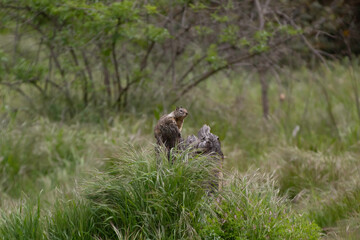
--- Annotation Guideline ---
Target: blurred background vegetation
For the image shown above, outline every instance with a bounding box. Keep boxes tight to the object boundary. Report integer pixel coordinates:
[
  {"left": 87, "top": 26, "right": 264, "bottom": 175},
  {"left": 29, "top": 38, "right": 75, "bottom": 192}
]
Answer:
[{"left": 1, "top": 0, "right": 360, "bottom": 239}]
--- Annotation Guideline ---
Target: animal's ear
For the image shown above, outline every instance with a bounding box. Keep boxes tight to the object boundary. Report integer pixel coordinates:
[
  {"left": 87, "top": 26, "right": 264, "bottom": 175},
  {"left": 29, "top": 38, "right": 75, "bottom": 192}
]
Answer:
[{"left": 176, "top": 106, "right": 179, "bottom": 110}]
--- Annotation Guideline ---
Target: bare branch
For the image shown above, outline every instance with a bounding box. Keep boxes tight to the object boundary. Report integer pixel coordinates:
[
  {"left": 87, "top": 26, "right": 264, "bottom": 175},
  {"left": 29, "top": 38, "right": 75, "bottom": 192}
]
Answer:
[
  {"left": 0, "top": 82, "right": 35, "bottom": 108},
  {"left": 255, "top": 0, "right": 264, "bottom": 30},
  {"left": 171, "top": 37, "right": 293, "bottom": 105},
  {"left": 177, "top": 55, "right": 207, "bottom": 85},
  {"left": 140, "top": 41, "right": 155, "bottom": 71}
]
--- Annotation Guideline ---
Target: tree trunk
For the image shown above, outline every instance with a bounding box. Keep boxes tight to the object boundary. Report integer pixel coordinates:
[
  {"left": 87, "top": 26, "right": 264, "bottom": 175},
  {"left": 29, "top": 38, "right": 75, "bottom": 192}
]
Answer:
[
  {"left": 260, "top": 72, "right": 269, "bottom": 119},
  {"left": 70, "top": 48, "right": 88, "bottom": 106},
  {"left": 102, "top": 61, "right": 112, "bottom": 104},
  {"left": 81, "top": 50, "right": 96, "bottom": 104}
]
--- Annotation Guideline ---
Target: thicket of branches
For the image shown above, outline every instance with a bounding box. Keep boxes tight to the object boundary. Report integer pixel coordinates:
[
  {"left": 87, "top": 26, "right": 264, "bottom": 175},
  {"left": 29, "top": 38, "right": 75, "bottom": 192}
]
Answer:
[{"left": 0, "top": 0, "right": 358, "bottom": 118}]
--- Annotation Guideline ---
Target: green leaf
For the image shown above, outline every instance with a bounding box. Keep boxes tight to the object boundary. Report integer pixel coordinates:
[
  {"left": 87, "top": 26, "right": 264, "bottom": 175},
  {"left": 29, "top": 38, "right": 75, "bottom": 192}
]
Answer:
[
  {"left": 145, "top": 4, "right": 158, "bottom": 14},
  {"left": 189, "top": 2, "right": 207, "bottom": 11},
  {"left": 219, "top": 25, "right": 239, "bottom": 45},
  {"left": 146, "top": 25, "right": 170, "bottom": 42},
  {"left": 210, "top": 13, "right": 229, "bottom": 23},
  {"left": 109, "top": 1, "right": 139, "bottom": 22},
  {"left": 206, "top": 44, "right": 227, "bottom": 69},
  {"left": 194, "top": 26, "right": 214, "bottom": 36},
  {"left": 254, "top": 30, "right": 272, "bottom": 42},
  {"left": 279, "top": 25, "right": 303, "bottom": 36},
  {"left": 239, "top": 37, "right": 250, "bottom": 47},
  {"left": 250, "top": 43, "right": 270, "bottom": 53}
]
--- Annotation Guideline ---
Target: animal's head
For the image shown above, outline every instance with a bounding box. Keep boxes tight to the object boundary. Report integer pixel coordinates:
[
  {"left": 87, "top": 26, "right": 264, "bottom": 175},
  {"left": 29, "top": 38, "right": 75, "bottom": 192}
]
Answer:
[{"left": 174, "top": 106, "right": 188, "bottom": 119}]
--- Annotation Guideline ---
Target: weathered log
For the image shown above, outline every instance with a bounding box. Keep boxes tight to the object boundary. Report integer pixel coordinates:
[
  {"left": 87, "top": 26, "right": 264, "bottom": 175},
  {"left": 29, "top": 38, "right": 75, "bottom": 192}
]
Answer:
[
  {"left": 183, "top": 125, "right": 223, "bottom": 156},
  {"left": 182, "top": 124, "right": 224, "bottom": 192},
  {"left": 155, "top": 124, "right": 224, "bottom": 191}
]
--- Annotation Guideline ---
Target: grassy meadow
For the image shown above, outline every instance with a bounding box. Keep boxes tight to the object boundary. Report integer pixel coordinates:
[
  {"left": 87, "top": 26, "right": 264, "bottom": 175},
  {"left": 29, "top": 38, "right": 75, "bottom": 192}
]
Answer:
[{"left": 1, "top": 59, "right": 360, "bottom": 239}]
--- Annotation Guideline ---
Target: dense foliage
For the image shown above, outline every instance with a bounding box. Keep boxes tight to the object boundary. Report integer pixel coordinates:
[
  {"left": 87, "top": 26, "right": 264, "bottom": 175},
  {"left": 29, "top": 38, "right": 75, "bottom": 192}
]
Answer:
[{"left": 0, "top": 0, "right": 343, "bottom": 117}]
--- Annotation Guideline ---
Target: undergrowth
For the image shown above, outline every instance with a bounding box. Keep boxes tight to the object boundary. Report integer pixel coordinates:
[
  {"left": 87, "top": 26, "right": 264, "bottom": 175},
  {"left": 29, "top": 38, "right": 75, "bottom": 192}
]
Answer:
[
  {"left": 0, "top": 148, "right": 321, "bottom": 239},
  {"left": 1, "top": 59, "right": 360, "bottom": 238}
]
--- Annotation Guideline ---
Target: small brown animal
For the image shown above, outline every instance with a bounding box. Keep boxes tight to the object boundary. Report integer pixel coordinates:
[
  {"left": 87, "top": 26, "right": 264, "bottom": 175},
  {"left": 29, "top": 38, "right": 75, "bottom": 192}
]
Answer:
[{"left": 154, "top": 107, "right": 188, "bottom": 162}]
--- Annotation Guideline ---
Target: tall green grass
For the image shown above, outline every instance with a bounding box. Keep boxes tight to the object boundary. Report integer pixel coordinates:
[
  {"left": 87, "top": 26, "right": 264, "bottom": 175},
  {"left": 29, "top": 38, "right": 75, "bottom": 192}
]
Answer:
[
  {"left": 0, "top": 198, "right": 44, "bottom": 240},
  {"left": 200, "top": 172, "right": 321, "bottom": 240},
  {"left": 0, "top": 113, "right": 153, "bottom": 207},
  {"left": 262, "top": 147, "right": 358, "bottom": 199},
  {"left": 84, "top": 148, "right": 217, "bottom": 239},
  {"left": 2, "top": 59, "right": 360, "bottom": 238},
  {"left": 0, "top": 147, "right": 320, "bottom": 239},
  {"left": 46, "top": 199, "right": 95, "bottom": 240},
  {"left": 0, "top": 121, "right": 86, "bottom": 198},
  {"left": 259, "top": 146, "right": 360, "bottom": 238},
  {"left": 309, "top": 186, "right": 360, "bottom": 229}
]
